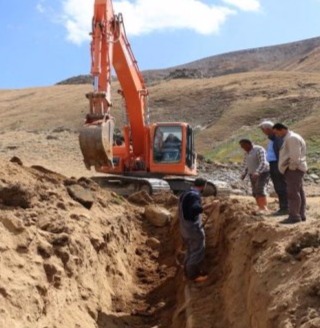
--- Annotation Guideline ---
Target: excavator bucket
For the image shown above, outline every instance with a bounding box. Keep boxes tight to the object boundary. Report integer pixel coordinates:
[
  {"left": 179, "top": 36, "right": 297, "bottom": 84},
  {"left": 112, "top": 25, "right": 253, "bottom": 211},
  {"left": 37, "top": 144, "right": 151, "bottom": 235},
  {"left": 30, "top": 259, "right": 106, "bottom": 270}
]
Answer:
[{"left": 79, "top": 118, "right": 115, "bottom": 170}]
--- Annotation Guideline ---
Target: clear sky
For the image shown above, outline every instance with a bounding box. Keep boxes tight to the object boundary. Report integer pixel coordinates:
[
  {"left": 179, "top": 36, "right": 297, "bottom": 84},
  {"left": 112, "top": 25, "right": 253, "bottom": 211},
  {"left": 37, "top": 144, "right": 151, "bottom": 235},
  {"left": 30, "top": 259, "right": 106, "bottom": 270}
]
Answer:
[{"left": 0, "top": 0, "right": 320, "bottom": 89}]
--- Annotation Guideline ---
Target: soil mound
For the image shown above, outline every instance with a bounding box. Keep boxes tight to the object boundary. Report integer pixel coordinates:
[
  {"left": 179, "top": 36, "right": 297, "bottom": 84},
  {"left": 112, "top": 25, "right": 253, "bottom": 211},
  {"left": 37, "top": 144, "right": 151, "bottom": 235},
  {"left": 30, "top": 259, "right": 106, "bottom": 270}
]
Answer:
[
  {"left": 177, "top": 197, "right": 320, "bottom": 328},
  {"left": 0, "top": 160, "right": 178, "bottom": 328},
  {"left": 1, "top": 159, "right": 320, "bottom": 328}
]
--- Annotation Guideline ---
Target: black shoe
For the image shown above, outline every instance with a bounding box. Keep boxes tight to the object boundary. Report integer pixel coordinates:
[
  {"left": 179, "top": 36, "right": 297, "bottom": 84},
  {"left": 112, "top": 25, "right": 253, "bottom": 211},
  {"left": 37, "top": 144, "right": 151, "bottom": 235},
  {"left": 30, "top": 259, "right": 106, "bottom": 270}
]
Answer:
[
  {"left": 272, "top": 209, "right": 289, "bottom": 216},
  {"left": 280, "top": 217, "right": 301, "bottom": 224},
  {"left": 301, "top": 217, "right": 306, "bottom": 222}
]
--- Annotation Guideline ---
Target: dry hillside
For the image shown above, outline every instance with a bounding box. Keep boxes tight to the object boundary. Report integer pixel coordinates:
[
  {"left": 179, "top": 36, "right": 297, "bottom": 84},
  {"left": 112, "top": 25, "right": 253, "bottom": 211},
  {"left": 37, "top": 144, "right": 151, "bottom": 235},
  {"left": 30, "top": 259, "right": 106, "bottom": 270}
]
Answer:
[
  {"left": 59, "top": 37, "right": 320, "bottom": 83},
  {"left": 1, "top": 36, "right": 320, "bottom": 171},
  {"left": 1, "top": 71, "right": 320, "bottom": 172}
]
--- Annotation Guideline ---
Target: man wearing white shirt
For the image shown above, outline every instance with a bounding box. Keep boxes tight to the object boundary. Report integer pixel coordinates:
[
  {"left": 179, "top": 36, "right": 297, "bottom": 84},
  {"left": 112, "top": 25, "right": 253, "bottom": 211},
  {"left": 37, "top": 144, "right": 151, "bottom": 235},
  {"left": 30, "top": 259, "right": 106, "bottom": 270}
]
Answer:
[
  {"left": 239, "top": 139, "right": 270, "bottom": 214},
  {"left": 272, "top": 123, "right": 307, "bottom": 224}
]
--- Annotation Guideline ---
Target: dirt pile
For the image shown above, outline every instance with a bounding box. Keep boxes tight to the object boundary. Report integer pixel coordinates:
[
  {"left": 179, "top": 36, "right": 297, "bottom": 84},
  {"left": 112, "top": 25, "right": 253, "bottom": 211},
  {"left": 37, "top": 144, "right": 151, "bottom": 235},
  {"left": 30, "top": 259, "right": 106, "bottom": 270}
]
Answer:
[
  {"left": 0, "top": 159, "right": 179, "bottom": 328},
  {"left": 1, "top": 159, "right": 320, "bottom": 328},
  {"left": 179, "top": 197, "right": 320, "bottom": 328}
]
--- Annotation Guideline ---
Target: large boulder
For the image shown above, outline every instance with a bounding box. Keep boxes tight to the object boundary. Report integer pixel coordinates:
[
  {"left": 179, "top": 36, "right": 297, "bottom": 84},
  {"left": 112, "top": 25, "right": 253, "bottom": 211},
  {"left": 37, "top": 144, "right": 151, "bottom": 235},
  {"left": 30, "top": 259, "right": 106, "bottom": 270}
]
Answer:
[
  {"left": 66, "top": 184, "right": 94, "bottom": 209},
  {"left": 144, "top": 205, "right": 171, "bottom": 227}
]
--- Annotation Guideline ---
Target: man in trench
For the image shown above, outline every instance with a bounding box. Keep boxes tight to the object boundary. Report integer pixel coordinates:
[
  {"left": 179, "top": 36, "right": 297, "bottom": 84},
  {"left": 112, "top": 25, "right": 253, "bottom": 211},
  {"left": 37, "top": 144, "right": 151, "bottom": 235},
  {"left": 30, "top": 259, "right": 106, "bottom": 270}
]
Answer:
[{"left": 178, "top": 178, "right": 219, "bottom": 283}]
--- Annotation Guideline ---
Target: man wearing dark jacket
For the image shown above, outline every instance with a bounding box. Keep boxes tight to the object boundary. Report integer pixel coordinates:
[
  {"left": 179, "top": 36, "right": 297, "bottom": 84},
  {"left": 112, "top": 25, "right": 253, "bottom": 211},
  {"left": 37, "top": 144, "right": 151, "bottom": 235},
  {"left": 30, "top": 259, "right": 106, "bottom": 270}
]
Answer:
[
  {"left": 179, "top": 178, "right": 215, "bottom": 282},
  {"left": 259, "top": 121, "right": 288, "bottom": 215}
]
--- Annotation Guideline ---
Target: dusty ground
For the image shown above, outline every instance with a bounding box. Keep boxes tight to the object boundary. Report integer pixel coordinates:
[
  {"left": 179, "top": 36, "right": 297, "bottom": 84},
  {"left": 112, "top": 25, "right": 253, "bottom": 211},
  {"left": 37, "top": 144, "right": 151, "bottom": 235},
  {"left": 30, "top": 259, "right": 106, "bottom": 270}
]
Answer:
[
  {"left": 1, "top": 155, "right": 320, "bottom": 328},
  {"left": 0, "top": 160, "right": 180, "bottom": 328},
  {"left": 0, "top": 129, "right": 89, "bottom": 178}
]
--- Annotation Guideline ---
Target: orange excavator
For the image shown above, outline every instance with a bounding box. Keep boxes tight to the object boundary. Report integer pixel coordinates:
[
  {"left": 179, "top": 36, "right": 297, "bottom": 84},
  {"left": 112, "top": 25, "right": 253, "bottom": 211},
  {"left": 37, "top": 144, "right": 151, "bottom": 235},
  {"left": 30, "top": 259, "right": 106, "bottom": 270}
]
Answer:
[{"left": 79, "top": 0, "right": 217, "bottom": 195}]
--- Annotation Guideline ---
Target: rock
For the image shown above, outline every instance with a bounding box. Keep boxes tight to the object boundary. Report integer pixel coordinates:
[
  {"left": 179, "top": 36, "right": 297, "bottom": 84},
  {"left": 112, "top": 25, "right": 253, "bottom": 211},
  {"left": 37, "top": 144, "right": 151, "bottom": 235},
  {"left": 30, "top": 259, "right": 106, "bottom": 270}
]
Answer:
[
  {"left": 16, "top": 231, "right": 33, "bottom": 253},
  {"left": 146, "top": 237, "right": 161, "bottom": 250},
  {"left": 300, "top": 318, "right": 320, "bottom": 328},
  {"left": 309, "top": 173, "right": 319, "bottom": 180},
  {"left": 231, "top": 188, "right": 246, "bottom": 195},
  {"left": 296, "top": 247, "right": 314, "bottom": 260},
  {"left": 144, "top": 205, "right": 171, "bottom": 227},
  {"left": 0, "top": 287, "right": 8, "bottom": 298},
  {"left": 9, "top": 156, "right": 23, "bottom": 166},
  {"left": 0, "top": 183, "right": 35, "bottom": 208},
  {"left": 0, "top": 214, "right": 25, "bottom": 234},
  {"left": 90, "top": 234, "right": 106, "bottom": 252},
  {"left": 128, "top": 190, "right": 153, "bottom": 205},
  {"left": 67, "top": 184, "right": 94, "bottom": 209},
  {"left": 38, "top": 217, "right": 67, "bottom": 234},
  {"left": 50, "top": 233, "right": 70, "bottom": 247},
  {"left": 37, "top": 240, "right": 53, "bottom": 259},
  {"left": 43, "top": 262, "right": 62, "bottom": 288}
]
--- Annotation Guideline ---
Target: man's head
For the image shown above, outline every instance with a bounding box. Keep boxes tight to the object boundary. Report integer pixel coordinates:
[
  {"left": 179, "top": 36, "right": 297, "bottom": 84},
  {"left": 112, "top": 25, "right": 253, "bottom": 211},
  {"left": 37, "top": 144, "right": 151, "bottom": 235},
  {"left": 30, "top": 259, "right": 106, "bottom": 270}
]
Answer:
[
  {"left": 194, "top": 177, "right": 207, "bottom": 192},
  {"left": 259, "top": 120, "right": 274, "bottom": 136},
  {"left": 272, "top": 123, "right": 288, "bottom": 138},
  {"left": 239, "top": 139, "right": 253, "bottom": 153}
]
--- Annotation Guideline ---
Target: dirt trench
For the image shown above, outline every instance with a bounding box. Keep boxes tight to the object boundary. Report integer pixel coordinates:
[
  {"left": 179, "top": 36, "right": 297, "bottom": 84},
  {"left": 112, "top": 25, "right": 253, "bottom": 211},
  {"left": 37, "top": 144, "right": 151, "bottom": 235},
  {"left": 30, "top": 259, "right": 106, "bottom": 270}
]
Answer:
[
  {"left": 178, "top": 197, "right": 320, "bottom": 328},
  {"left": 1, "top": 159, "right": 320, "bottom": 328},
  {"left": 106, "top": 194, "right": 320, "bottom": 328}
]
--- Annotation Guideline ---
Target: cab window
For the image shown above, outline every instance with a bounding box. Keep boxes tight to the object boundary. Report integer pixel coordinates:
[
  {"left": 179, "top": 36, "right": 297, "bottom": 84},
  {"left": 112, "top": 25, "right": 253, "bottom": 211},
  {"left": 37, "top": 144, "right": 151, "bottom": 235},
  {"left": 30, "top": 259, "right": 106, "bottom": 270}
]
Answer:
[{"left": 153, "top": 126, "right": 182, "bottom": 163}]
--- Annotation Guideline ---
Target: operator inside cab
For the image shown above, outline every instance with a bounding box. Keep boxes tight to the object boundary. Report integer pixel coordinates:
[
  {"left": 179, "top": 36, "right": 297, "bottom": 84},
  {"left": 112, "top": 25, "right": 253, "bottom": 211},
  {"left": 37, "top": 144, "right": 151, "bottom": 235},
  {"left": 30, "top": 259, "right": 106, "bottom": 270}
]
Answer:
[{"left": 153, "top": 127, "right": 182, "bottom": 163}]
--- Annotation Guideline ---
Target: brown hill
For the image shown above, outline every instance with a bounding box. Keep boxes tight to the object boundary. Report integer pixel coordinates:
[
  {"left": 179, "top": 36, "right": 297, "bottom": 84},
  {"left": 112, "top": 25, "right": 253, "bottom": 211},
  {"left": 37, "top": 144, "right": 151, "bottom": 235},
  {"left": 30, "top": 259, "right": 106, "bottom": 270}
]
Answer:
[
  {"left": 168, "top": 36, "right": 320, "bottom": 75},
  {"left": 1, "top": 71, "right": 320, "bottom": 173},
  {"left": 142, "top": 36, "right": 320, "bottom": 82},
  {"left": 58, "top": 37, "right": 320, "bottom": 85},
  {"left": 1, "top": 37, "right": 320, "bottom": 174}
]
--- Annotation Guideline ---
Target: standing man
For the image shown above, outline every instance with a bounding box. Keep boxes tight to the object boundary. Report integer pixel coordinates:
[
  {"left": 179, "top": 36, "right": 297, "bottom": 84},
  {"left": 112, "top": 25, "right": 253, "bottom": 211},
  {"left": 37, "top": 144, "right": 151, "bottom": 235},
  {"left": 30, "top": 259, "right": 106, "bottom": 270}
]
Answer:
[
  {"left": 259, "top": 121, "right": 288, "bottom": 215},
  {"left": 272, "top": 123, "right": 307, "bottom": 224},
  {"left": 239, "top": 139, "right": 270, "bottom": 214},
  {"left": 178, "top": 178, "right": 216, "bottom": 283}
]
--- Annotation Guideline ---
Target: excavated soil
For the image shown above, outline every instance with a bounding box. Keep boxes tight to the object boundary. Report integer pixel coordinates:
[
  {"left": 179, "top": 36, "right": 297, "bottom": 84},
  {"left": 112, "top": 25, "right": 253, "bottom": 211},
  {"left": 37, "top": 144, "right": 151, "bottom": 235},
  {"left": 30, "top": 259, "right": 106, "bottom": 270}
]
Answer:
[{"left": 1, "top": 159, "right": 320, "bottom": 328}]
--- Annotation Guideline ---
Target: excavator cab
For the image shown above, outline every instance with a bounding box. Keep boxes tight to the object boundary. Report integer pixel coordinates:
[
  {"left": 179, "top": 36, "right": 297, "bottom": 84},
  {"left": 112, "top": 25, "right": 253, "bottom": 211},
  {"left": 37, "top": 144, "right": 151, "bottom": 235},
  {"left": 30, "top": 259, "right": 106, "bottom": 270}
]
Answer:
[
  {"left": 150, "top": 123, "right": 197, "bottom": 176},
  {"left": 153, "top": 126, "right": 182, "bottom": 163}
]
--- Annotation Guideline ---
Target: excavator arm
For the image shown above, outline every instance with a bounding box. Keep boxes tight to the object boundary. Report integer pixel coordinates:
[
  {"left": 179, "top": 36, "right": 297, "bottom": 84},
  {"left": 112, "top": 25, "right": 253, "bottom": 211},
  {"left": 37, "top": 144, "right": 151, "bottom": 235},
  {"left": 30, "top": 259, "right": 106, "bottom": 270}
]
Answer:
[
  {"left": 79, "top": 0, "right": 148, "bottom": 170},
  {"left": 88, "top": 0, "right": 114, "bottom": 113}
]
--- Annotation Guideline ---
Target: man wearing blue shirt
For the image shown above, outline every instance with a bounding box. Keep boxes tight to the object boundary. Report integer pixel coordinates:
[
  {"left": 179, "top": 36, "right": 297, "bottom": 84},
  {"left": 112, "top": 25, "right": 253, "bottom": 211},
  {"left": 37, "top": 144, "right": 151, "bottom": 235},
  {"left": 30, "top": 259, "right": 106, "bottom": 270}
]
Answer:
[{"left": 259, "top": 121, "right": 288, "bottom": 215}]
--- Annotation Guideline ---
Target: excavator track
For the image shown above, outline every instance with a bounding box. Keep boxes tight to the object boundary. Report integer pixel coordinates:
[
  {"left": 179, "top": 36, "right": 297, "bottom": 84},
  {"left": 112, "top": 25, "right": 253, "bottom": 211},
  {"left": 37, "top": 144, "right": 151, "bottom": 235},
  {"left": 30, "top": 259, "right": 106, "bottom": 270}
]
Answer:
[
  {"left": 90, "top": 175, "right": 229, "bottom": 197},
  {"left": 91, "top": 175, "right": 171, "bottom": 196}
]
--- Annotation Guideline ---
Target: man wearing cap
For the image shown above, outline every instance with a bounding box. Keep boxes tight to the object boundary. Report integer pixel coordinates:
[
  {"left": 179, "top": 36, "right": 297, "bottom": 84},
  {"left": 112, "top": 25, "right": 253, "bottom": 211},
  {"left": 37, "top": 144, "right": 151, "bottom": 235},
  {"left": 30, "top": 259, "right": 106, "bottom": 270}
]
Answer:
[
  {"left": 273, "top": 123, "right": 307, "bottom": 224},
  {"left": 259, "top": 120, "right": 288, "bottom": 215},
  {"left": 178, "top": 178, "right": 216, "bottom": 282}
]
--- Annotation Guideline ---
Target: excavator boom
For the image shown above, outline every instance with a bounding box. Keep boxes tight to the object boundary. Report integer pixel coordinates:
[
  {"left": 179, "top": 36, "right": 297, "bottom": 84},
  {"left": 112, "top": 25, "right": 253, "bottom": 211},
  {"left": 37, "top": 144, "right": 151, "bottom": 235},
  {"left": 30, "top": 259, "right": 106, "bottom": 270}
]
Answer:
[{"left": 77, "top": 0, "right": 222, "bottom": 196}]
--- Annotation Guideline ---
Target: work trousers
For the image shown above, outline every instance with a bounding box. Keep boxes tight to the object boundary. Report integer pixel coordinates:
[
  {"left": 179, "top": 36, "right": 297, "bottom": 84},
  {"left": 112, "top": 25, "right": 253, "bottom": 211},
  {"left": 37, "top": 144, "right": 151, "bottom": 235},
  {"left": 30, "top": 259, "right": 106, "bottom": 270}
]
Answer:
[
  {"left": 183, "top": 233, "right": 205, "bottom": 280},
  {"left": 284, "top": 169, "right": 306, "bottom": 220},
  {"left": 270, "top": 161, "right": 288, "bottom": 210}
]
